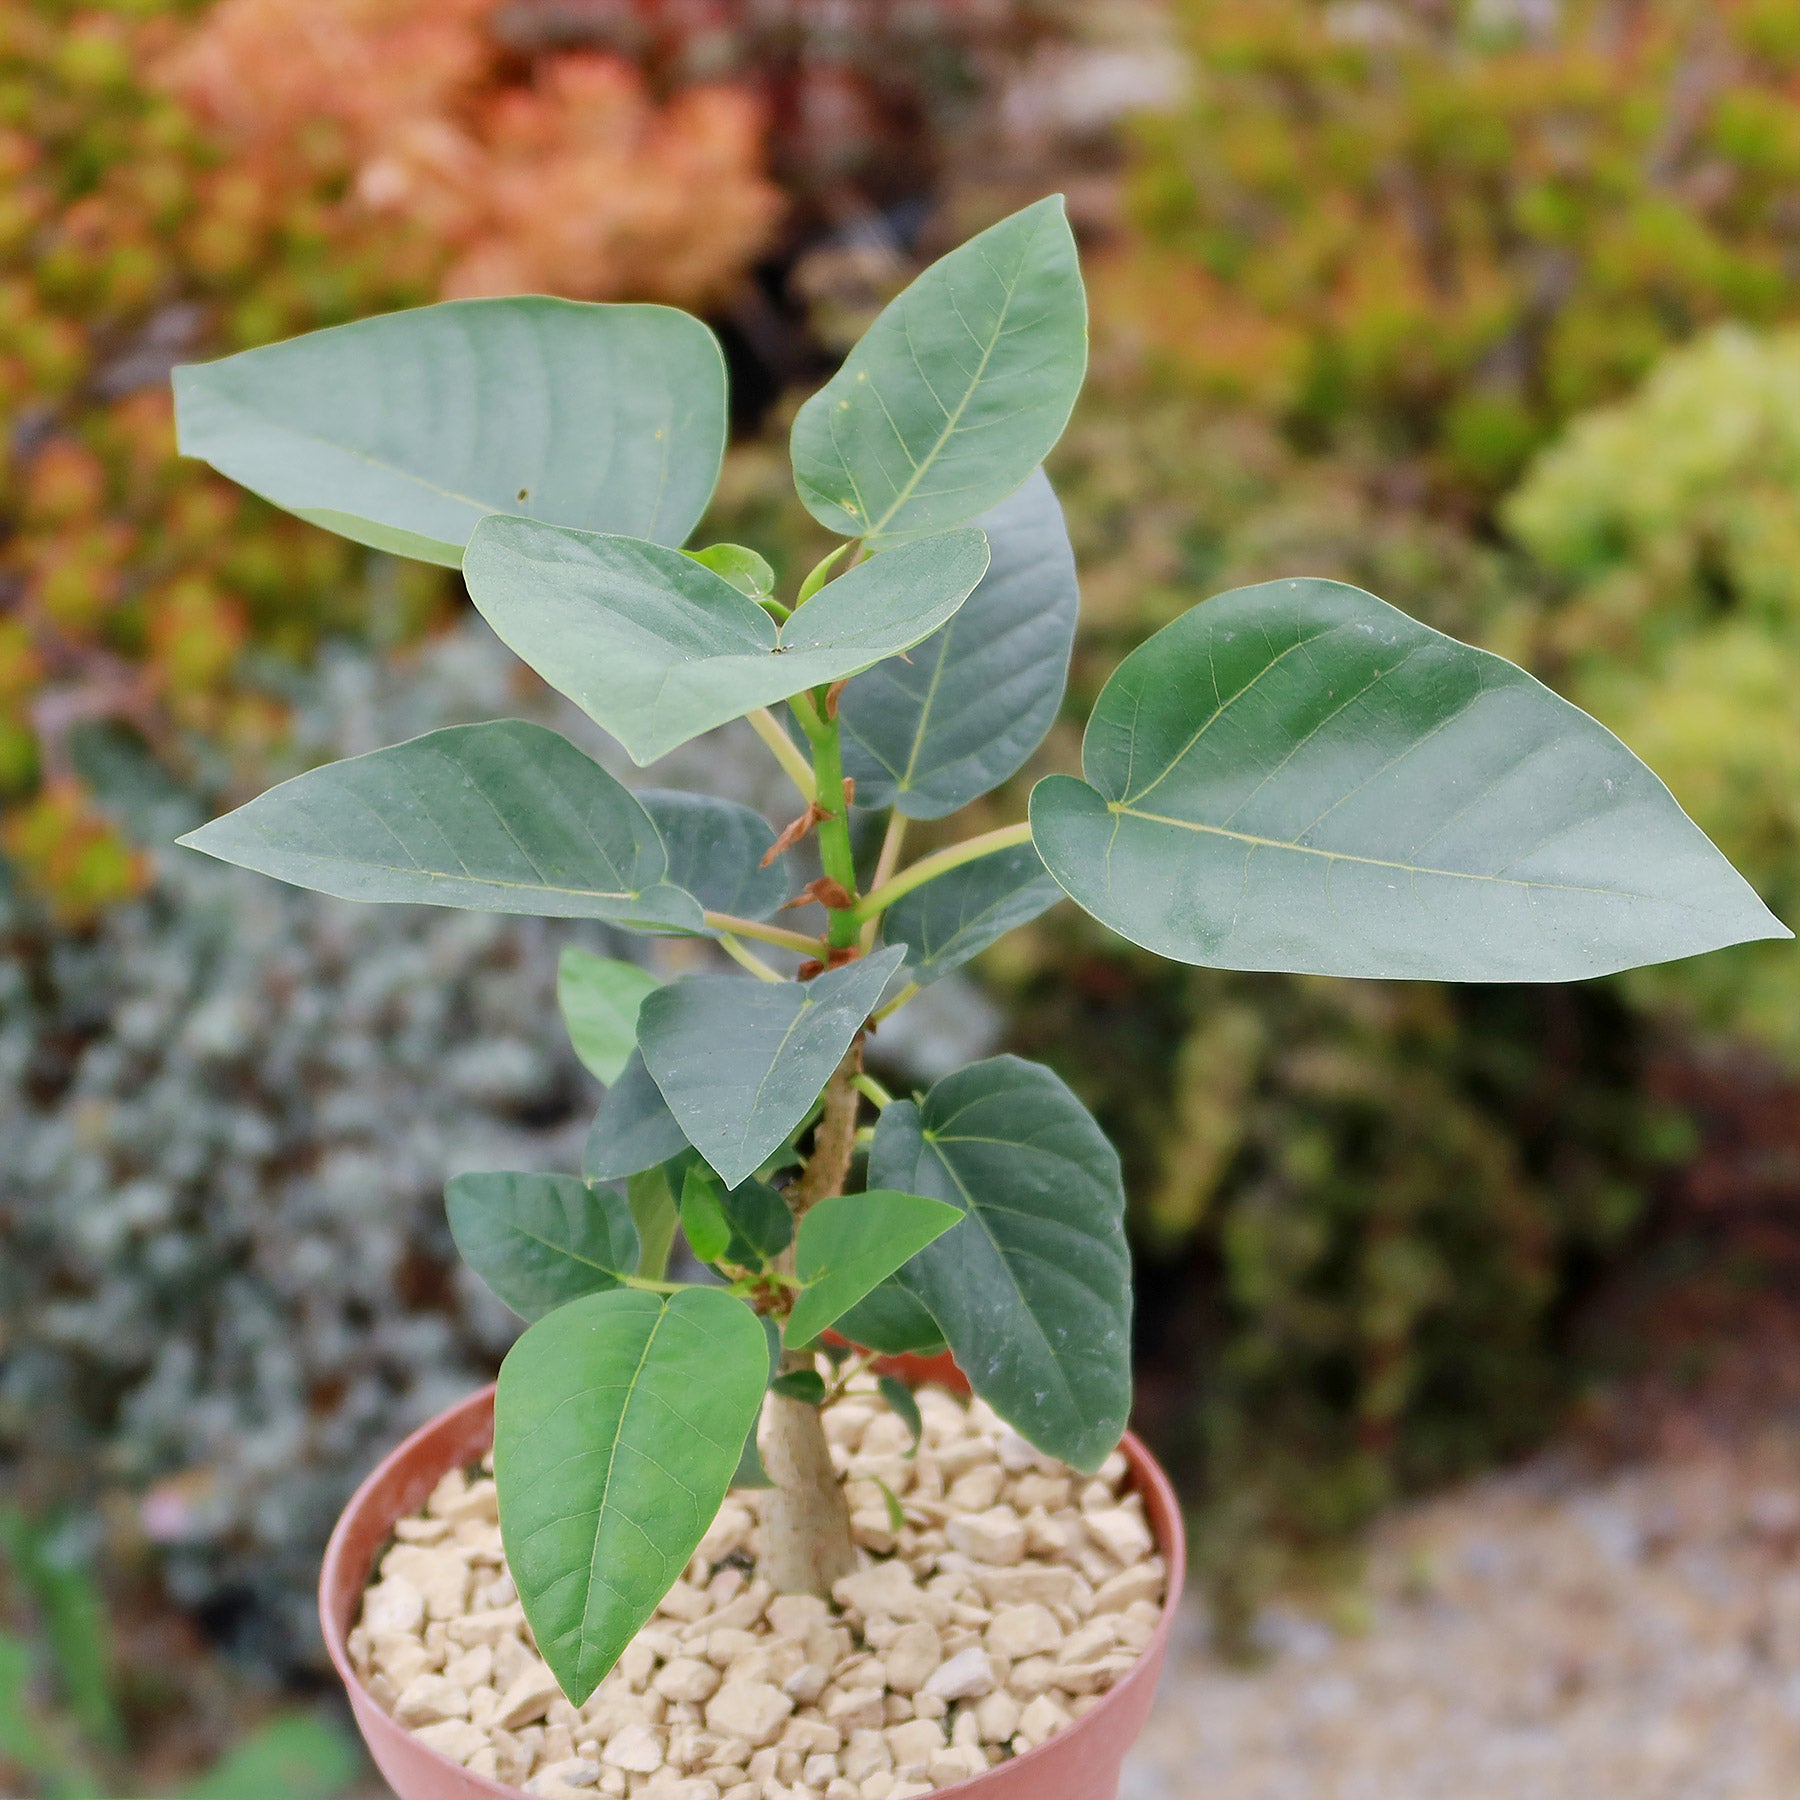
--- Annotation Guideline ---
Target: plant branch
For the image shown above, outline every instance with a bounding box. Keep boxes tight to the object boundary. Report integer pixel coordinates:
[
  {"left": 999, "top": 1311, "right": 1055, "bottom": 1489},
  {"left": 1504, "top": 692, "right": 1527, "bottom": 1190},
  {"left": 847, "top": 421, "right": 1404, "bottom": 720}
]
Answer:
[
  {"left": 718, "top": 934, "right": 783, "bottom": 982},
  {"left": 703, "top": 911, "right": 823, "bottom": 954},
  {"left": 803, "top": 708, "right": 862, "bottom": 952},
  {"left": 852, "top": 1071, "right": 893, "bottom": 1110},
  {"left": 851, "top": 820, "right": 1035, "bottom": 921},
  {"left": 873, "top": 981, "right": 918, "bottom": 1024},
  {"left": 746, "top": 708, "right": 817, "bottom": 801}
]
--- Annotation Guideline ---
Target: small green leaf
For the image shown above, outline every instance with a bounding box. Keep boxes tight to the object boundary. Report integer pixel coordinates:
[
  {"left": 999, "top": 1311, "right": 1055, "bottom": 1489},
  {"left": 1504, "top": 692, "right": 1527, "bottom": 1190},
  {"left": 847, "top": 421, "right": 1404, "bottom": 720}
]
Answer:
[
  {"left": 790, "top": 198, "right": 1087, "bottom": 546},
  {"left": 625, "top": 1161, "right": 682, "bottom": 1280},
  {"left": 840, "top": 468, "right": 1079, "bottom": 817},
  {"left": 463, "top": 521, "right": 989, "bottom": 766},
  {"left": 684, "top": 542, "right": 775, "bottom": 598},
  {"left": 496, "top": 1287, "right": 769, "bottom": 1702},
  {"left": 177, "top": 721, "right": 701, "bottom": 930},
  {"left": 769, "top": 1369, "right": 827, "bottom": 1405},
  {"left": 446, "top": 1171, "right": 639, "bottom": 1321},
  {"left": 732, "top": 1430, "right": 772, "bottom": 1489},
  {"left": 786, "top": 1191, "right": 961, "bottom": 1348},
  {"left": 1030, "top": 577, "right": 1792, "bottom": 982},
  {"left": 180, "top": 1715, "right": 360, "bottom": 1800},
  {"left": 174, "top": 297, "right": 726, "bottom": 563},
  {"left": 558, "top": 950, "right": 661, "bottom": 1084},
  {"left": 679, "top": 1164, "right": 794, "bottom": 1270},
  {"left": 637, "top": 947, "right": 906, "bottom": 1188},
  {"left": 678, "top": 1166, "right": 733, "bottom": 1264},
  {"left": 875, "top": 1478, "right": 907, "bottom": 1533},
  {"left": 636, "top": 790, "right": 790, "bottom": 922},
  {"left": 834, "top": 1281, "right": 947, "bottom": 1356},
  {"left": 884, "top": 840, "right": 1064, "bottom": 985},
  {"left": 584, "top": 1051, "right": 690, "bottom": 1182},
  {"left": 877, "top": 1375, "right": 923, "bottom": 1455},
  {"left": 869, "top": 1055, "right": 1131, "bottom": 1474}
]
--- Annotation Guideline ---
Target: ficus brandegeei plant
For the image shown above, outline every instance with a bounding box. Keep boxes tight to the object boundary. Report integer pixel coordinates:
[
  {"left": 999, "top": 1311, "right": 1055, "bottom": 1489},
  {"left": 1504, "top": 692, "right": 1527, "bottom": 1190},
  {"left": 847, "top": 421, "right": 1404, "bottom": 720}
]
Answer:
[{"left": 173, "top": 197, "right": 1789, "bottom": 1705}]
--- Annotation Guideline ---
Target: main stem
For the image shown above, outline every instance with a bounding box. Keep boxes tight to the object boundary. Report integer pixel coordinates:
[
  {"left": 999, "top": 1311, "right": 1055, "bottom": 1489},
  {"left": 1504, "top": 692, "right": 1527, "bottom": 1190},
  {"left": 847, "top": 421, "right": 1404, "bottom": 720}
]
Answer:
[{"left": 762, "top": 1045, "right": 864, "bottom": 1595}]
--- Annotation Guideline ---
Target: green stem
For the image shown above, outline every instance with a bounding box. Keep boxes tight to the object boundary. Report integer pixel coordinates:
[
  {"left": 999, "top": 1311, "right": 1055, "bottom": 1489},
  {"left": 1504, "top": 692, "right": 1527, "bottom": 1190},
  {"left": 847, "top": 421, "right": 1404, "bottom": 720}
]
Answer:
[
  {"left": 802, "top": 701, "right": 862, "bottom": 952},
  {"left": 718, "top": 934, "right": 782, "bottom": 982},
  {"left": 704, "top": 911, "right": 823, "bottom": 954},
  {"left": 851, "top": 820, "right": 1035, "bottom": 922},
  {"left": 620, "top": 1274, "right": 687, "bottom": 1294},
  {"left": 746, "top": 708, "right": 817, "bottom": 802},
  {"left": 852, "top": 1072, "right": 893, "bottom": 1110}
]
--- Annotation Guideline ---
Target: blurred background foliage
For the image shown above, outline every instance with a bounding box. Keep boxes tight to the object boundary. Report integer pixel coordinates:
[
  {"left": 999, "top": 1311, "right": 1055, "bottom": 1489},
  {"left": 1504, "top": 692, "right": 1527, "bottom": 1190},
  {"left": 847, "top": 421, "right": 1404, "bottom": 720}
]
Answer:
[{"left": 3, "top": 0, "right": 1799, "bottom": 1783}]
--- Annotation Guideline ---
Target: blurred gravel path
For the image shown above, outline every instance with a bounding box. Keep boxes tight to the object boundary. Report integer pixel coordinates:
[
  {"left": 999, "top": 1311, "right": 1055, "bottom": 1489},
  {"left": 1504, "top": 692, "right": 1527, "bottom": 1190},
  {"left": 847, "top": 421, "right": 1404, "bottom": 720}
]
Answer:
[{"left": 1123, "top": 1432, "right": 1800, "bottom": 1800}]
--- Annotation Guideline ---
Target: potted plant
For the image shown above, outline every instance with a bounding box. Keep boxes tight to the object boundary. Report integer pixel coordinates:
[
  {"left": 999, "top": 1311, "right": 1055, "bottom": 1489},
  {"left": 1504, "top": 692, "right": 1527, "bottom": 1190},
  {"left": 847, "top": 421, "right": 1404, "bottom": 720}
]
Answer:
[{"left": 172, "top": 199, "right": 1787, "bottom": 1800}]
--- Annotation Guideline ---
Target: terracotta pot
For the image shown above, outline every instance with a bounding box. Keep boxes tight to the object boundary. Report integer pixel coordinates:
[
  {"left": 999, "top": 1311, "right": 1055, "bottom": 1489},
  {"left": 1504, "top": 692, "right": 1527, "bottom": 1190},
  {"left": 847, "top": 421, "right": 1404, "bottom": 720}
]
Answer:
[{"left": 321, "top": 1380, "right": 1187, "bottom": 1800}]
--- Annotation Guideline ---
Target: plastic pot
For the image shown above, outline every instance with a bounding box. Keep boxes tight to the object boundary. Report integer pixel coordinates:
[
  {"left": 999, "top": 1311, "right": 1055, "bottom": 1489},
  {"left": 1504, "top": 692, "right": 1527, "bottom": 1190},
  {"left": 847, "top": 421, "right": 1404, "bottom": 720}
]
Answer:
[{"left": 321, "top": 1380, "right": 1186, "bottom": 1800}]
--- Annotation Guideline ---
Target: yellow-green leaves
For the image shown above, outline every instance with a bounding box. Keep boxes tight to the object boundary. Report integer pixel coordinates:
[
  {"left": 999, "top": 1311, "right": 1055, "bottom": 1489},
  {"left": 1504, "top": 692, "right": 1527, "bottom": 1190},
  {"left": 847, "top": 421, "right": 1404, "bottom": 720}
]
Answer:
[
  {"left": 790, "top": 199, "right": 1087, "bottom": 546},
  {"left": 495, "top": 1288, "right": 768, "bottom": 1702},
  {"left": 174, "top": 299, "right": 727, "bottom": 564},
  {"left": 462, "top": 521, "right": 989, "bottom": 766},
  {"left": 1030, "top": 578, "right": 1792, "bottom": 982},
  {"left": 786, "top": 1191, "right": 960, "bottom": 1349},
  {"left": 176, "top": 722, "right": 700, "bottom": 931}
]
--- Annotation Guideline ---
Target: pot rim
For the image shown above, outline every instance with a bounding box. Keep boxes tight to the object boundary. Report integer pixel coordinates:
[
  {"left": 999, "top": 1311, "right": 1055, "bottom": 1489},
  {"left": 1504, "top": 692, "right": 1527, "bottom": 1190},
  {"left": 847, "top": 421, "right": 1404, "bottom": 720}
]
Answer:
[{"left": 320, "top": 1381, "right": 1186, "bottom": 1799}]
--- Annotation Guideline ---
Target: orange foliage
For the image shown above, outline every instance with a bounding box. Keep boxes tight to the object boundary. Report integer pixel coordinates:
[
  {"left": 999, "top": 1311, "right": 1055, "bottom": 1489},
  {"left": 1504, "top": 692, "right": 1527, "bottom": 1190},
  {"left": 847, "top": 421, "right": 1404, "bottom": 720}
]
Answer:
[{"left": 161, "top": 0, "right": 782, "bottom": 309}]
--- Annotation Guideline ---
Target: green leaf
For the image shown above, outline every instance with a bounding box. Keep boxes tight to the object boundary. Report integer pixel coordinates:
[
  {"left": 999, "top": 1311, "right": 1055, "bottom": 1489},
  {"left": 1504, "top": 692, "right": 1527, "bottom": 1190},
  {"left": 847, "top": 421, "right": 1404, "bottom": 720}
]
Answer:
[
  {"left": 558, "top": 950, "right": 661, "bottom": 1084},
  {"left": 1029, "top": 577, "right": 1791, "bottom": 981},
  {"left": 840, "top": 469, "right": 1079, "bottom": 817},
  {"left": 877, "top": 1375, "right": 923, "bottom": 1454},
  {"left": 174, "top": 298, "right": 726, "bottom": 564},
  {"left": 625, "top": 1161, "right": 683, "bottom": 1280},
  {"left": 786, "top": 1191, "right": 961, "bottom": 1347},
  {"left": 769, "top": 1369, "right": 827, "bottom": 1405},
  {"left": 180, "top": 1716, "right": 360, "bottom": 1800},
  {"left": 463, "top": 520, "right": 989, "bottom": 766},
  {"left": 685, "top": 542, "right": 775, "bottom": 598},
  {"left": 875, "top": 1479, "right": 907, "bottom": 1533},
  {"left": 869, "top": 1055, "right": 1130, "bottom": 1473},
  {"left": 637, "top": 947, "right": 906, "bottom": 1187},
  {"left": 677, "top": 1166, "right": 732, "bottom": 1264},
  {"left": 446, "top": 1171, "right": 639, "bottom": 1322},
  {"left": 790, "top": 198, "right": 1087, "bottom": 546},
  {"left": 584, "top": 1051, "right": 690, "bottom": 1181},
  {"left": 177, "top": 721, "right": 701, "bottom": 930},
  {"left": 496, "top": 1287, "right": 769, "bottom": 1702},
  {"left": 834, "top": 1281, "right": 947, "bottom": 1356},
  {"left": 884, "top": 839, "right": 1064, "bottom": 984},
  {"left": 636, "top": 790, "right": 790, "bottom": 921}
]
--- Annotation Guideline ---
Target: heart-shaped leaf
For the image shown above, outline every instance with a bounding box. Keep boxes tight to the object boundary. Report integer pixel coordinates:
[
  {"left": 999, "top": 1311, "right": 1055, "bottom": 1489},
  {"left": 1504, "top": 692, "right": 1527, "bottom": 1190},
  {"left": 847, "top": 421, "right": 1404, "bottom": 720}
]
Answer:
[
  {"left": 583, "top": 1052, "right": 690, "bottom": 1182},
  {"left": 833, "top": 1281, "right": 948, "bottom": 1357},
  {"left": 637, "top": 948, "right": 906, "bottom": 1188},
  {"left": 786, "top": 1191, "right": 961, "bottom": 1348},
  {"left": 445, "top": 1172, "right": 639, "bottom": 1322},
  {"left": 869, "top": 1055, "right": 1131, "bottom": 1473},
  {"left": 174, "top": 298, "right": 726, "bottom": 564},
  {"left": 884, "top": 840, "right": 1064, "bottom": 985},
  {"left": 558, "top": 950, "right": 661, "bottom": 1085},
  {"left": 635, "top": 791, "right": 789, "bottom": 922},
  {"left": 495, "top": 1286, "right": 768, "bottom": 1701},
  {"left": 1030, "top": 578, "right": 1791, "bottom": 982},
  {"left": 840, "top": 469, "right": 1079, "bottom": 817},
  {"left": 176, "top": 722, "right": 701, "bottom": 930},
  {"left": 790, "top": 199, "right": 1087, "bottom": 546},
  {"left": 462, "top": 520, "right": 989, "bottom": 766}
]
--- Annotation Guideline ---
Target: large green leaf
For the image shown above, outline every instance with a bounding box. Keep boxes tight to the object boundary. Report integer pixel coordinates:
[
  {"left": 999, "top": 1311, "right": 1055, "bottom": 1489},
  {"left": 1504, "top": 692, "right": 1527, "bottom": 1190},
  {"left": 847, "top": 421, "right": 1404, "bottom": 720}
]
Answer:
[
  {"left": 833, "top": 1280, "right": 947, "bottom": 1357},
  {"left": 583, "top": 1052, "right": 690, "bottom": 1181},
  {"left": 462, "top": 520, "right": 989, "bottom": 765},
  {"left": 883, "top": 840, "right": 1064, "bottom": 985},
  {"left": 635, "top": 790, "right": 789, "bottom": 921},
  {"left": 176, "top": 722, "right": 700, "bottom": 930},
  {"left": 786, "top": 1191, "right": 960, "bottom": 1348},
  {"left": 445, "top": 1171, "right": 639, "bottom": 1322},
  {"left": 790, "top": 199, "right": 1088, "bottom": 546},
  {"left": 558, "top": 950, "right": 661, "bottom": 1084},
  {"left": 495, "top": 1287, "right": 768, "bottom": 1702},
  {"left": 1030, "top": 578, "right": 1791, "bottom": 982},
  {"left": 840, "top": 469, "right": 1079, "bottom": 817},
  {"left": 869, "top": 1055, "right": 1130, "bottom": 1473},
  {"left": 174, "top": 298, "right": 726, "bottom": 564},
  {"left": 637, "top": 948, "right": 906, "bottom": 1187}
]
